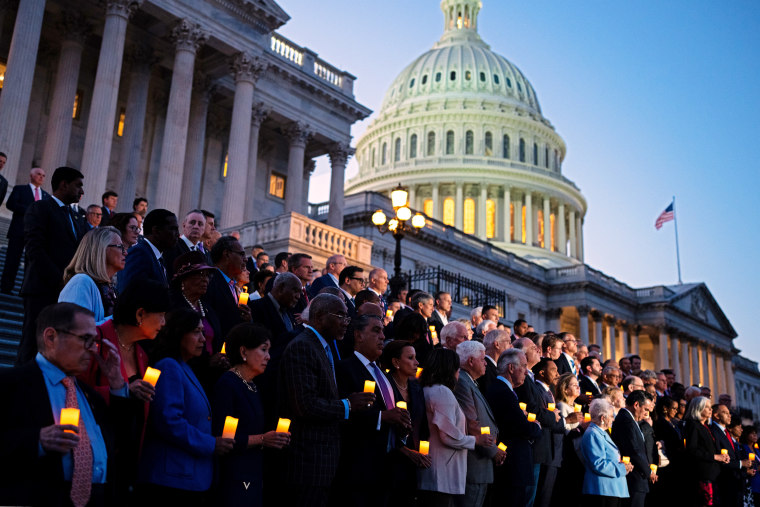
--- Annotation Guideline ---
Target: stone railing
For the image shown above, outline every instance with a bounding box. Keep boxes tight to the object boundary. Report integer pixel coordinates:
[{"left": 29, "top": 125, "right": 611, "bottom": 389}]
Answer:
[
  {"left": 270, "top": 33, "right": 303, "bottom": 66},
  {"left": 635, "top": 286, "right": 674, "bottom": 300},
  {"left": 269, "top": 33, "right": 354, "bottom": 95},
  {"left": 236, "top": 212, "right": 373, "bottom": 268},
  {"left": 314, "top": 60, "right": 342, "bottom": 87},
  {"left": 546, "top": 264, "right": 637, "bottom": 299}
]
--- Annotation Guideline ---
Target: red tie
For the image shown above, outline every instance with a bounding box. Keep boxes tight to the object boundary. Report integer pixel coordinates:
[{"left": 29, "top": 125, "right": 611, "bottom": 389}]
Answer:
[
  {"left": 34, "top": 186, "right": 40, "bottom": 201},
  {"left": 302, "top": 287, "right": 309, "bottom": 304},
  {"left": 726, "top": 429, "right": 735, "bottom": 451},
  {"left": 62, "top": 376, "right": 92, "bottom": 507}
]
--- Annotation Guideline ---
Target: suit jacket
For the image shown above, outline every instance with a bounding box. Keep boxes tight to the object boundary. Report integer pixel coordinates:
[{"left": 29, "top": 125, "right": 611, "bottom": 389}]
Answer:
[
  {"left": 454, "top": 369, "right": 497, "bottom": 485},
  {"left": 0, "top": 361, "right": 127, "bottom": 505},
  {"left": 611, "top": 409, "right": 650, "bottom": 493},
  {"left": 684, "top": 419, "right": 720, "bottom": 482},
  {"left": 307, "top": 273, "right": 339, "bottom": 298},
  {"left": 278, "top": 327, "right": 347, "bottom": 488},
  {"left": 138, "top": 357, "right": 216, "bottom": 491},
  {"left": 116, "top": 238, "right": 167, "bottom": 293},
  {"left": 515, "top": 373, "right": 565, "bottom": 465},
  {"left": 162, "top": 238, "right": 191, "bottom": 282},
  {"left": 486, "top": 377, "right": 542, "bottom": 505},
  {"left": 5, "top": 184, "right": 48, "bottom": 238},
  {"left": 579, "top": 375, "right": 602, "bottom": 398},
  {"left": 554, "top": 353, "right": 575, "bottom": 376},
  {"left": 710, "top": 420, "right": 743, "bottom": 506},
  {"left": 21, "top": 196, "right": 87, "bottom": 296},
  {"left": 0, "top": 173, "right": 7, "bottom": 206},
  {"left": 477, "top": 356, "right": 498, "bottom": 397},
  {"left": 201, "top": 269, "right": 244, "bottom": 342},
  {"left": 100, "top": 205, "right": 115, "bottom": 226},
  {"left": 580, "top": 423, "right": 630, "bottom": 498},
  {"left": 245, "top": 256, "right": 258, "bottom": 275}
]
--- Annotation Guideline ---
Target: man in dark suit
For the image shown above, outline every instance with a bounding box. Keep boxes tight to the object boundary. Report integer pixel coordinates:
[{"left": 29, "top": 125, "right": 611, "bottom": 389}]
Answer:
[
  {"left": 116, "top": 209, "right": 178, "bottom": 293},
  {"left": 245, "top": 244, "right": 265, "bottom": 274},
  {"left": 0, "top": 303, "right": 128, "bottom": 506},
  {"left": 334, "top": 313, "right": 411, "bottom": 506},
  {"left": 17, "top": 167, "right": 87, "bottom": 365},
  {"left": 579, "top": 355, "right": 603, "bottom": 398},
  {"left": 0, "top": 151, "right": 8, "bottom": 206},
  {"left": 486, "top": 348, "right": 542, "bottom": 506},
  {"left": 710, "top": 403, "right": 749, "bottom": 507},
  {"left": 279, "top": 294, "right": 375, "bottom": 507},
  {"left": 308, "top": 254, "right": 346, "bottom": 298},
  {"left": 338, "top": 265, "right": 365, "bottom": 317},
  {"left": 1, "top": 167, "right": 48, "bottom": 294},
  {"left": 554, "top": 332, "right": 579, "bottom": 376},
  {"left": 478, "top": 328, "right": 511, "bottom": 396},
  {"left": 162, "top": 209, "right": 207, "bottom": 280},
  {"left": 99, "top": 190, "right": 117, "bottom": 226},
  {"left": 427, "top": 290, "right": 451, "bottom": 335},
  {"left": 287, "top": 252, "right": 313, "bottom": 316},
  {"left": 611, "top": 390, "right": 652, "bottom": 507}
]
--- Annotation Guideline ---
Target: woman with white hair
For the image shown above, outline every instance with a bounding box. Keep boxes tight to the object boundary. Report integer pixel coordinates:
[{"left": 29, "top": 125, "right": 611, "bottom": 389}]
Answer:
[
  {"left": 580, "top": 399, "right": 633, "bottom": 506},
  {"left": 683, "top": 396, "right": 730, "bottom": 506},
  {"left": 58, "top": 226, "right": 125, "bottom": 322}
]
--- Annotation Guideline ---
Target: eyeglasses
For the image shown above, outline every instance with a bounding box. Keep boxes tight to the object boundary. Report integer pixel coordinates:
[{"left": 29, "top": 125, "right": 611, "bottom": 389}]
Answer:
[
  {"left": 55, "top": 328, "right": 98, "bottom": 348},
  {"left": 127, "top": 225, "right": 140, "bottom": 233},
  {"left": 350, "top": 277, "right": 367, "bottom": 284},
  {"left": 329, "top": 313, "right": 352, "bottom": 324},
  {"left": 107, "top": 244, "right": 127, "bottom": 254}
]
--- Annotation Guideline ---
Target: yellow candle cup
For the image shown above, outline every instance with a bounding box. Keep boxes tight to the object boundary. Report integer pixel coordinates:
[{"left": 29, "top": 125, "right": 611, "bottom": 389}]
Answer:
[
  {"left": 386, "top": 309, "right": 393, "bottom": 317},
  {"left": 143, "top": 367, "right": 161, "bottom": 387},
  {"left": 498, "top": 442, "right": 507, "bottom": 452},
  {"left": 396, "top": 401, "right": 407, "bottom": 410},
  {"left": 527, "top": 413, "right": 536, "bottom": 422},
  {"left": 238, "top": 286, "right": 249, "bottom": 305},
  {"left": 276, "top": 418, "right": 291, "bottom": 433},
  {"left": 481, "top": 426, "right": 490, "bottom": 435},
  {"left": 419, "top": 441, "right": 430, "bottom": 455},
  {"left": 584, "top": 413, "right": 591, "bottom": 423},
  {"left": 519, "top": 402, "right": 527, "bottom": 411},
  {"left": 585, "top": 392, "right": 592, "bottom": 397},
  {"left": 622, "top": 456, "right": 630, "bottom": 464},
  {"left": 750, "top": 453, "right": 756, "bottom": 461},
  {"left": 60, "top": 408, "right": 79, "bottom": 434},
  {"left": 574, "top": 404, "right": 582, "bottom": 412},
  {"left": 416, "top": 367, "right": 423, "bottom": 378},
  {"left": 721, "top": 449, "right": 728, "bottom": 455},
  {"left": 650, "top": 464, "right": 658, "bottom": 473},
  {"left": 364, "top": 380, "right": 376, "bottom": 393},
  {"left": 547, "top": 403, "right": 556, "bottom": 411},
  {"left": 222, "top": 416, "right": 239, "bottom": 439}
]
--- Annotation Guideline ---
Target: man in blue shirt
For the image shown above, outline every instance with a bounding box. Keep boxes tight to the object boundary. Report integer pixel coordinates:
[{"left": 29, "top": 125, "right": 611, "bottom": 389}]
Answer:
[{"left": 0, "top": 302, "right": 128, "bottom": 506}]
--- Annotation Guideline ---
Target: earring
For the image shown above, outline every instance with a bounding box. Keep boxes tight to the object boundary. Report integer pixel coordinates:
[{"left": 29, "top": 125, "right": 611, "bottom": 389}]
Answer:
[{"left": 242, "top": 356, "right": 247, "bottom": 362}]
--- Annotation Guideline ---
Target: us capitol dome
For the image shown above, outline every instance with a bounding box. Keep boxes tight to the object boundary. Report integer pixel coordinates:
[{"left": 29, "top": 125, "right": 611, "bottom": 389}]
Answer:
[{"left": 346, "top": 0, "right": 587, "bottom": 268}]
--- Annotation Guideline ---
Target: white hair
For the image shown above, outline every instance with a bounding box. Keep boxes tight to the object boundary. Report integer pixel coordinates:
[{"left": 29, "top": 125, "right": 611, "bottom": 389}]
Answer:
[
  {"left": 476, "top": 319, "right": 497, "bottom": 335},
  {"left": 589, "top": 398, "right": 614, "bottom": 421},
  {"left": 483, "top": 329, "right": 509, "bottom": 350},
  {"left": 470, "top": 306, "right": 482, "bottom": 318},
  {"left": 496, "top": 348, "right": 525, "bottom": 375},
  {"left": 440, "top": 321, "right": 467, "bottom": 348},
  {"left": 456, "top": 340, "right": 485, "bottom": 366}
]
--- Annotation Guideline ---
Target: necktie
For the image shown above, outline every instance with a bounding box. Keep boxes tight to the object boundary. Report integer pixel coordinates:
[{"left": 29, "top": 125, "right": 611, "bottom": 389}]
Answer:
[
  {"left": 62, "top": 377, "right": 92, "bottom": 507},
  {"left": 34, "top": 186, "right": 40, "bottom": 201},
  {"left": 324, "top": 343, "right": 336, "bottom": 383},
  {"left": 63, "top": 206, "right": 76, "bottom": 237},
  {"left": 726, "top": 429, "right": 735, "bottom": 451},
  {"left": 302, "top": 287, "right": 309, "bottom": 305},
  {"left": 569, "top": 357, "right": 576, "bottom": 375},
  {"left": 281, "top": 309, "right": 293, "bottom": 332},
  {"left": 369, "top": 362, "right": 394, "bottom": 409}
]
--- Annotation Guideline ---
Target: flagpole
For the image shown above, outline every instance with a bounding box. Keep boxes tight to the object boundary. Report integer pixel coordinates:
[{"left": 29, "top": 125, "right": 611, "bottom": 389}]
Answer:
[{"left": 673, "top": 195, "right": 682, "bottom": 284}]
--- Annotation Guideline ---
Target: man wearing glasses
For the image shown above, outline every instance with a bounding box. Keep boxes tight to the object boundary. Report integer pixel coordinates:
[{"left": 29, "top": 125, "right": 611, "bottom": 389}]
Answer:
[
  {"left": 204, "top": 235, "right": 253, "bottom": 340},
  {"left": 116, "top": 209, "right": 178, "bottom": 293},
  {"left": 555, "top": 332, "right": 579, "bottom": 377},
  {"left": 337, "top": 266, "right": 365, "bottom": 316},
  {"left": 85, "top": 205, "right": 102, "bottom": 229},
  {"left": 0, "top": 302, "right": 128, "bottom": 506}
]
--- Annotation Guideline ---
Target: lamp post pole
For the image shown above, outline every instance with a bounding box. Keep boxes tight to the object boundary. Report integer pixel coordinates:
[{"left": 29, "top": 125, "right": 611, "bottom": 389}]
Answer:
[{"left": 390, "top": 230, "right": 406, "bottom": 296}]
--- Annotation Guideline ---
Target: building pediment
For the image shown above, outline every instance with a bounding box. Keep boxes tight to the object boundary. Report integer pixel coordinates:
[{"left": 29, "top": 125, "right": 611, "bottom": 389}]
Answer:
[{"left": 210, "top": 0, "right": 290, "bottom": 32}]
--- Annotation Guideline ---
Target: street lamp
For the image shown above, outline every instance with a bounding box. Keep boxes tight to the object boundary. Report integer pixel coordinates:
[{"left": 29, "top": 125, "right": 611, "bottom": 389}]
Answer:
[{"left": 371, "top": 184, "right": 426, "bottom": 295}]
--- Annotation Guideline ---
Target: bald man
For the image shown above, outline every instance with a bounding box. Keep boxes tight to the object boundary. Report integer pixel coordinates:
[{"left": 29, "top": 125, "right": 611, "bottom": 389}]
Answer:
[{"left": 308, "top": 254, "right": 347, "bottom": 298}]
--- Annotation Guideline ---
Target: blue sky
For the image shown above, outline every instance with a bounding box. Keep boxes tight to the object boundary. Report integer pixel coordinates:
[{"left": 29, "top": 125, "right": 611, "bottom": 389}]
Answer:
[{"left": 279, "top": 1, "right": 760, "bottom": 361}]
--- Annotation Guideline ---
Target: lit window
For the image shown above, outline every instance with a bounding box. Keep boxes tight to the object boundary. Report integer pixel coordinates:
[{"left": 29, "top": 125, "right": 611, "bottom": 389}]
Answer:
[
  {"left": 446, "top": 130, "right": 455, "bottom": 154},
  {"left": 485, "top": 132, "right": 493, "bottom": 156},
  {"left": 223, "top": 153, "right": 228, "bottom": 178},
  {"left": 410, "top": 134, "right": 417, "bottom": 159},
  {"left": 72, "top": 90, "right": 83, "bottom": 120},
  {"left": 486, "top": 199, "right": 495, "bottom": 239},
  {"left": 394, "top": 138, "right": 401, "bottom": 162},
  {"left": 381, "top": 142, "right": 387, "bottom": 165},
  {"left": 269, "top": 172, "right": 286, "bottom": 198},
  {"left": 550, "top": 213, "right": 556, "bottom": 251},
  {"left": 424, "top": 199, "right": 433, "bottom": 218},
  {"left": 427, "top": 132, "right": 435, "bottom": 156},
  {"left": 537, "top": 209, "right": 544, "bottom": 248},
  {"left": 443, "top": 198, "right": 455, "bottom": 226},
  {"left": 450, "top": 71, "right": 456, "bottom": 81},
  {"left": 465, "top": 130, "right": 473, "bottom": 155},
  {"left": 463, "top": 198, "right": 475, "bottom": 234},
  {"left": 503, "top": 134, "right": 510, "bottom": 159},
  {"left": 465, "top": 70, "right": 471, "bottom": 81},
  {"left": 519, "top": 138, "right": 526, "bottom": 162},
  {"left": 116, "top": 107, "right": 126, "bottom": 137}
]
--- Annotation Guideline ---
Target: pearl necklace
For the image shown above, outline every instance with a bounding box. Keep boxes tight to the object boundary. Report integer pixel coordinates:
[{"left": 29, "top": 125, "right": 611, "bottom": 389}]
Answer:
[
  {"left": 232, "top": 368, "right": 257, "bottom": 393},
  {"left": 183, "top": 292, "right": 206, "bottom": 317},
  {"left": 391, "top": 375, "right": 408, "bottom": 391}
]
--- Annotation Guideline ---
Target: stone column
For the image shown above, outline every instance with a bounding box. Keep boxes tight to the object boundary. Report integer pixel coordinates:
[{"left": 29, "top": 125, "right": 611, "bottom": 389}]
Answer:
[
  {"left": 154, "top": 19, "right": 207, "bottom": 210},
  {"left": 283, "top": 121, "right": 310, "bottom": 214},
  {"left": 557, "top": 202, "right": 566, "bottom": 255},
  {"left": 327, "top": 143, "right": 352, "bottom": 228},
  {"left": 478, "top": 183, "right": 487, "bottom": 238},
  {"left": 455, "top": 182, "right": 463, "bottom": 229},
  {"left": 115, "top": 45, "right": 156, "bottom": 204},
  {"left": 620, "top": 323, "right": 629, "bottom": 356},
  {"left": 691, "top": 343, "right": 700, "bottom": 385},
  {"left": 657, "top": 328, "right": 669, "bottom": 370},
  {"left": 503, "top": 186, "right": 511, "bottom": 242},
  {"left": 577, "top": 214, "right": 584, "bottom": 261},
  {"left": 408, "top": 184, "right": 416, "bottom": 210},
  {"left": 513, "top": 191, "right": 523, "bottom": 244},
  {"left": 700, "top": 343, "right": 710, "bottom": 387},
  {"left": 631, "top": 325, "right": 640, "bottom": 356},
  {"left": 680, "top": 338, "right": 691, "bottom": 386},
  {"left": 715, "top": 349, "right": 725, "bottom": 395},
  {"left": 543, "top": 195, "right": 551, "bottom": 250},
  {"left": 221, "top": 53, "right": 263, "bottom": 228},
  {"left": 670, "top": 332, "right": 681, "bottom": 382},
  {"left": 724, "top": 356, "right": 736, "bottom": 399},
  {"left": 546, "top": 308, "right": 562, "bottom": 333},
  {"left": 605, "top": 317, "right": 615, "bottom": 360},
  {"left": 591, "top": 310, "right": 603, "bottom": 354},
  {"left": 568, "top": 209, "right": 577, "bottom": 258},
  {"left": 41, "top": 13, "right": 91, "bottom": 172},
  {"left": 178, "top": 73, "right": 214, "bottom": 214},
  {"left": 710, "top": 348, "right": 720, "bottom": 395},
  {"left": 81, "top": 0, "right": 143, "bottom": 201},
  {"left": 243, "top": 104, "right": 268, "bottom": 220},
  {"left": 524, "top": 192, "right": 533, "bottom": 247},
  {"left": 577, "top": 305, "right": 590, "bottom": 344},
  {"left": 0, "top": 0, "right": 46, "bottom": 188},
  {"left": 431, "top": 183, "right": 439, "bottom": 221}
]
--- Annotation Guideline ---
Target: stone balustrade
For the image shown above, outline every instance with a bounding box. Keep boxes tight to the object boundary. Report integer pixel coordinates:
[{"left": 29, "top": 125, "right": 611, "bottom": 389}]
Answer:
[{"left": 269, "top": 33, "right": 353, "bottom": 94}]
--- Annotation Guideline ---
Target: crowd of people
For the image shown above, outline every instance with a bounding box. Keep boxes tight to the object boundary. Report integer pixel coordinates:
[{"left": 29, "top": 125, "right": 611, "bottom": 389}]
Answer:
[{"left": 0, "top": 165, "right": 758, "bottom": 507}]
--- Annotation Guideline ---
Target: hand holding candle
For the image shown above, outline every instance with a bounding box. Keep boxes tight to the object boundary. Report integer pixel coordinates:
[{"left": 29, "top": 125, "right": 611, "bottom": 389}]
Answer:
[
  {"left": 547, "top": 403, "right": 556, "bottom": 411},
  {"left": 143, "top": 367, "right": 161, "bottom": 387},
  {"left": 750, "top": 453, "right": 756, "bottom": 461},
  {"left": 386, "top": 309, "right": 393, "bottom": 318},
  {"left": 60, "top": 408, "right": 79, "bottom": 434},
  {"left": 519, "top": 402, "right": 527, "bottom": 411},
  {"left": 238, "top": 286, "right": 249, "bottom": 305},
  {"left": 481, "top": 426, "right": 490, "bottom": 435},
  {"left": 396, "top": 401, "right": 407, "bottom": 410},
  {"left": 527, "top": 413, "right": 536, "bottom": 422},
  {"left": 222, "top": 416, "right": 239, "bottom": 439},
  {"left": 364, "top": 380, "right": 376, "bottom": 393},
  {"left": 650, "top": 464, "right": 658, "bottom": 473},
  {"left": 574, "top": 404, "right": 582, "bottom": 413},
  {"left": 584, "top": 413, "right": 591, "bottom": 423},
  {"left": 622, "top": 456, "right": 630, "bottom": 464},
  {"left": 721, "top": 449, "right": 728, "bottom": 455},
  {"left": 498, "top": 442, "right": 507, "bottom": 452},
  {"left": 276, "top": 418, "right": 291, "bottom": 433}
]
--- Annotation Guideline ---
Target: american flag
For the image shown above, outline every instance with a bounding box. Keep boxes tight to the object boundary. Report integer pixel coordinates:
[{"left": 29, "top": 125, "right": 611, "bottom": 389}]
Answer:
[{"left": 655, "top": 202, "right": 674, "bottom": 230}]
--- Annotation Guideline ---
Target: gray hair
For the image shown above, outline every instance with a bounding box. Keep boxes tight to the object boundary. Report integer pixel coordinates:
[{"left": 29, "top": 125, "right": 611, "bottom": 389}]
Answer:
[
  {"left": 483, "top": 329, "right": 509, "bottom": 350},
  {"left": 639, "top": 369, "right": 657, "bottom": 381},
  {"left": 272, "top": 271, "right": 301, "bottom": 290},
  {"left": 456, "top": 340, "right": 485, "bottom": 366},
  {"left": 476, "top": 319, "right": 497, "bottom": 335},
  {"left": 684, "top": 385, "right": 702, "bottom": 402},
  {"left": 602, "top": 365, "right": 620, "bottom": 376},
  {"left": 470, "top": 306, "right": 483, "bottom": 319},
  {"left": 496, "top": 348, "right": 524, "bottom": 375},
  {"left": 685, "top": 396, "right": 711, "bottom": 421},
  {"left": 410, "top": 291, "right": 433, "bottom": 309},
  {"left": 441, "top": 321, "right": 467, "bottom": 348},
  {"left": 589, "top": 398, "right": 614, "bottom": 421}
]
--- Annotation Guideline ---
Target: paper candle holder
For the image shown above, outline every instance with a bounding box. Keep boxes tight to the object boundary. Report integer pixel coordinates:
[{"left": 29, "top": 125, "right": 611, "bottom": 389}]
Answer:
[
  {"left": 60, "top": 408, "right": 79, "bottom": 434},
  {"left": 584, "top": 413, "right": 591, "bottom": 423},
  {"left": 519, "top": 402, "right": 527, "bottom": 411},
  {"left": 222, "top": 416, "right": 239, "bottom": 439},
  {"left": 396, "top": 401, "right": 407, "bottom": 410},
  {"left": 721, "top": 449, "right": 728, "bottom": 455},
  {"left": 363, "top": 380, "right": 376, "bottom": 393},
  {"left": 419, "top": 441, "right": 430, "bottom": 455},
  {"left": 276, "top": 418, "right": 291, "bottom": 433},
  {"left": 498, "top": 442, "right": 507, "bottom": 452},
  {"left": 547, "top": 403, "right": 556, "bottom": 411},
  {"left": 650, "top": 464, "right": 658, "bottom": 473},
  {"left": 527, "top": 413, "right": 536, "bottom": 422},
  {"left": 481, "top": 426, "right": 490, "bottom": 435},
  {"left": 574, "top": 404, "right": 582, "bottom": 412},
  {"left": 750, "top": 453, "right": 756, "bottom": 461},
  {"left": 238, "top": 286, "right": 249, "bottom": 305},
  {"left": 386, "top": 309, "right": 393, "bottom": 317},
  {"left": 585, "top": 392, "right": 592, "bottom": 397},
  {"left": 416, "top": 367, "right": 423, "bottom": 378},
  {"left": 221, "top": 343, "right": 227, "bottom": 354},
  {"left": 622, "top": 456, "right": 630, "bottom": 464},
  {"left": 143, "top": 367, "right": 161, "bottom": 387}
]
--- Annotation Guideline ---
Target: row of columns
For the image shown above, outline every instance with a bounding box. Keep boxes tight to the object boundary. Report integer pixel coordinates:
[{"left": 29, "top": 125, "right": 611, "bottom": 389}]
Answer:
[
  {"left": 412, "top": 182, "right": 583, "bottom": 260},
  {"left": 0, "top": 0, "right": 353, "bottom": 229}
]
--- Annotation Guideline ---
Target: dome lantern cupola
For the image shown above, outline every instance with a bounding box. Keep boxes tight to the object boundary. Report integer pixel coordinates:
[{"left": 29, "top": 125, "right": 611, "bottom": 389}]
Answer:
[{"left": 438, "top": 0, "right": 485, "bottom": 47}]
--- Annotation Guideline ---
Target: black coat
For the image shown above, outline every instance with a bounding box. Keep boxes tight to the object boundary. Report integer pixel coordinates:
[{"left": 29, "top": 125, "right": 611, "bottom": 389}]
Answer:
[
  {"left": 611, "top": 409, "right": 650, "bottom": 493},
  {"left": 116, "top": 238, "right": 168, "bottom": 293},
  {"left": 477, "top": 356, "right": 498, "bottom": 397},
  {"left": 515, "top": 374, "right": 565, "bottom": 465},
  {"left": 201, "top": 269, "right": 244, "bottom": 343},
  {"left": 579, "top": 374, "right": 602, "bottom": 398},
  {"left": 554, "top": 353, "right": 575, "bottom": 376},
  {"left": 5, "top": 184, "right": 48, "bottom": 238},
  {"left": 684, "top": 419, "right": 720, "bottom": 482}
]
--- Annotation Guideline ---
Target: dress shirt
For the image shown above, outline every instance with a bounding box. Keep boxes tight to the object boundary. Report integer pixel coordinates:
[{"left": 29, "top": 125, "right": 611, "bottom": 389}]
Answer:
[
  {"left": 563, "top": 352, "right": 577, "bottom": 375},
  {"left": 486, "top": 355, "right": 497, "bottom": 368},
  {"left": 142, "top": 237, "right": 163, "bottom": 262},
  {"left": 180, "top": 235, "right": 204, "bottom": 252},
  {"left": 303, "top": 324, "right": 349, "bottom": 419},
  {"left": 354, "top": 350, "right": 393, "bottom": 429},
  {"left": 339, "top": 287, "right": 354, "bottom": 303},
  {"left": 29, "top": 183, "right": 42, "bottom": 200},
  {"left": 36, "top": 353, "right": 127, "bottom": 482},
  {"left": 434, "top": 309, "right": 448, "bottom": 326}
]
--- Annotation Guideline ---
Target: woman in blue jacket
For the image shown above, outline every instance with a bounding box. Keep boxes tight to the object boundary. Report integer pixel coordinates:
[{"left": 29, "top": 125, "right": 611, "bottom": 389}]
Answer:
[
  {"left": 137, "top": 308, "right": 234, "bottom": 505},
  {"left": 580, "top": 398, "right": 633, "bottom": 507}
]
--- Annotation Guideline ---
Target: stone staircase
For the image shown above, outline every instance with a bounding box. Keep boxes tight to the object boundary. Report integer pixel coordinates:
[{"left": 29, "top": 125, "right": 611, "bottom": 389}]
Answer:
[{"left": 0, "top": 245, "right": 24, "bottom": 367}]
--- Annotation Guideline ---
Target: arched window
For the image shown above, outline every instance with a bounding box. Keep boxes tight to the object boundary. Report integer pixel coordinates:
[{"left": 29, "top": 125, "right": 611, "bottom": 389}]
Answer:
[
  {"left": 550, "top": 213, "right": 556, "bottom": 251},
  {"left": 480, "top": 72, "right": 486, "bottom": 82},
  {"left": 422, "top": 75, "right": 428, "bottom": 85},
  {"left": 533, "top": 143, "right": 538, "bottom": 164},
  {"left": 544, "top": 146, "right": 549, "bottom": 168},
  {"left": 486, "top": 199, "right": 496, "bottom": 239},
  {"left": 424, "top": 199, "right": 433, "bottom": 218},
  {"left": 427, "top": 132, "right": 435, "bottom": 156},
  {"left": 465, "top": 70, "right": 471, "bottom": 81},
  {"left": 435, "top": 72, "right": 441, "bottom": 82},
  {"left": 450, "top": 70, "right": 457, "bottom": 81},
  {"left": 446, "top": 130, "right": 455, "bottom": 154},
  {"left": 554, "top": 150, "right": 559, "bottom": 170},
  {"left": 494, "top": 74, "right": 500, "bottom": 85},
  {"left": 485, "top": 132, "right": 493, "bottom": 156},
  {"left": 506, "top": 77, "right": 512, "bottom": 88},
  {"left": 463, "top": 198, "right": 475, "bottom": 234},
  {"left": 465, "top": 130, "right": 474, "bottom": 155},
  {"left": 381, "top": 142, "right": 387, "bottom": 165},
  {"left": 409, "top": 134, "right": 417, "bottom": 159},
  {"left": 394, "top": 138, "right": 401, "bottom": 162},
  {"left": 443, "top": 198, "right": 455, "bottom": 226},
  {"left": 519, "top": 138, "right": 526, "bottom": 162},
  {"left": 503, "top": 134, "right": 510, "bottom": 159},
  {"left": 409, "top": 78, "right": 415, "bottom": 88}
]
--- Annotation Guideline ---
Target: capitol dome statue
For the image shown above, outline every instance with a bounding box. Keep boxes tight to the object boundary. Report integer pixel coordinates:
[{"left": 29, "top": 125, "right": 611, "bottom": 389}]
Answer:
[{"left": 347, "top": 0, "right": 587, "bottom": 267}]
